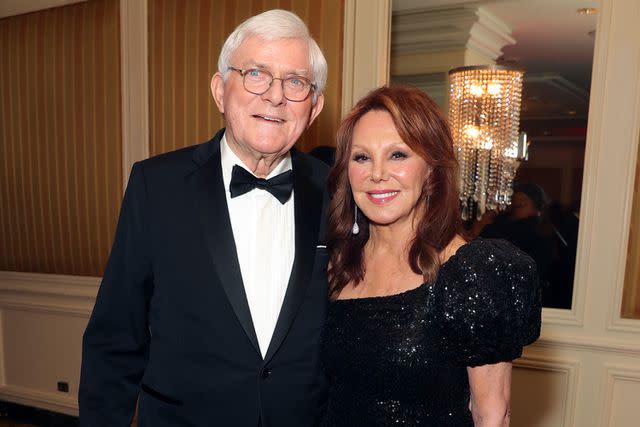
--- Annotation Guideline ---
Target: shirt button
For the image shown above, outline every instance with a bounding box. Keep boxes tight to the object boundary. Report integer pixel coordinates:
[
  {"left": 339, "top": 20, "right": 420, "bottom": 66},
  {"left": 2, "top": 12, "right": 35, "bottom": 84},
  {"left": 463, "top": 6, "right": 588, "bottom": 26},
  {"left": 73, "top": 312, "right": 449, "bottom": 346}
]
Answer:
[{"left": 261, "top": 368, "right": 272, "bottom": 379}]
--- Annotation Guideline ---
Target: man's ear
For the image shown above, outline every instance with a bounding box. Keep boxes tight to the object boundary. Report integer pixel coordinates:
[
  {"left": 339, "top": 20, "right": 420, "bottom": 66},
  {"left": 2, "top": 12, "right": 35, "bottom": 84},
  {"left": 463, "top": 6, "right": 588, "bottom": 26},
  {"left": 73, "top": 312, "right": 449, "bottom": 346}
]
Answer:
[
  {"left": 307, "top": 93, "right": 325, "bottom": 128},
  {"left": 211, "top": 72, "right": 225, "bottom": 114}
]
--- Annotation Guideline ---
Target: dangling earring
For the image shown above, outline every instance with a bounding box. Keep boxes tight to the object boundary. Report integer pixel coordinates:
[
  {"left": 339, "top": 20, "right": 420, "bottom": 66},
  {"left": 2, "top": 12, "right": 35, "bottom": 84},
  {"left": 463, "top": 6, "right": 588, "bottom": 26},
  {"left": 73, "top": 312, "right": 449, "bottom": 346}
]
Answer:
[{"left": 351, "top": 204, "right": 360, "bottom": 235}]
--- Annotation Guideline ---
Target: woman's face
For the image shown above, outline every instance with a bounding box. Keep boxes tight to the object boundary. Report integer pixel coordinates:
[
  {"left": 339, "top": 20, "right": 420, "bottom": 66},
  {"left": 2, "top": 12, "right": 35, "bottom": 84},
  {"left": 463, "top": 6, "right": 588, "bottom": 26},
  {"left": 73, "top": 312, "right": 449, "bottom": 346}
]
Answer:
[{"left": 348, "top": 110, "right": 430, "bottom": 229}]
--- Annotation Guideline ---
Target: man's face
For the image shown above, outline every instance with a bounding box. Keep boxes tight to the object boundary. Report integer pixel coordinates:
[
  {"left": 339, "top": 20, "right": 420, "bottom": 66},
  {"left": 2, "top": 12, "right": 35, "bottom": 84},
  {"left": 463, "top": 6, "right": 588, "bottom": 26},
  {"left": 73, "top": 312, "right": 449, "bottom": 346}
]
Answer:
[{"left": 211, "top": 36, "right": 324, "bottom": 166}]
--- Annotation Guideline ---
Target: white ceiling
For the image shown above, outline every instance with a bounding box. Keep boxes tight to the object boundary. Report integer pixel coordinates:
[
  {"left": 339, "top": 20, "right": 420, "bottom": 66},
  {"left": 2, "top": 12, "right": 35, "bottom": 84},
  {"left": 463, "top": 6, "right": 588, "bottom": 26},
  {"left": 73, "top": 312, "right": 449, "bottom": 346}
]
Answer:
[{"left": 393, "top": 0, "right": 599, "bottom": 119}]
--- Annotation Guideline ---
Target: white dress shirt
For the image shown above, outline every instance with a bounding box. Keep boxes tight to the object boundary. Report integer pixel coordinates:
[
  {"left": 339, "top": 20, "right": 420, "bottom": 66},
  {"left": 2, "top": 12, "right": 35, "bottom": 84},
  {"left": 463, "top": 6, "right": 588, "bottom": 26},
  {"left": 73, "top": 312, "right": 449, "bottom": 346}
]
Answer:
[{"left": 220, "top": 134, "right": 295, "bottom": 358}]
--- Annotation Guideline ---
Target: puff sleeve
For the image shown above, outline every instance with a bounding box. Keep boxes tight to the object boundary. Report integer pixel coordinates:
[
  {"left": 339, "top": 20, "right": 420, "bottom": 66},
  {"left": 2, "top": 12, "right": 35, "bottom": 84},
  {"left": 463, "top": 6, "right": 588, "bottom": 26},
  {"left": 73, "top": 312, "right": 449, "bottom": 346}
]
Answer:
[{"left": 438, "top": 238, "right": 542, "bottom": 367}]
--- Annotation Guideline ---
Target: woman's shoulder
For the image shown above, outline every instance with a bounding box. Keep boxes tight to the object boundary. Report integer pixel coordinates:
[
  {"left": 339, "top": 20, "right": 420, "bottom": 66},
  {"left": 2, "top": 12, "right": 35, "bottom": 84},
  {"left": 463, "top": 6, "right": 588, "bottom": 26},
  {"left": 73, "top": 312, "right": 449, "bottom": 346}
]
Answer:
[
  {"left": 437, "top": 237, "right": 542, "bottom": 366},
  {"left": 442, "top": 237, "right": 537, "bottom": 275},
  {"left": 438, "top": 237, "right": 539, "bottom": 308}
]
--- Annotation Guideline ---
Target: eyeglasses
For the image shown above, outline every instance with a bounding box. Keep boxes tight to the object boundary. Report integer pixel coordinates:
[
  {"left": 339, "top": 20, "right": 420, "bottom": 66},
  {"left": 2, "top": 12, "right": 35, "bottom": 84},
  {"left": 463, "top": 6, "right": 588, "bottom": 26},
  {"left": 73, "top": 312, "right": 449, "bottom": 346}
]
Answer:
[{"left": 228, "top": 67, "right": 315, "bottom": 102}]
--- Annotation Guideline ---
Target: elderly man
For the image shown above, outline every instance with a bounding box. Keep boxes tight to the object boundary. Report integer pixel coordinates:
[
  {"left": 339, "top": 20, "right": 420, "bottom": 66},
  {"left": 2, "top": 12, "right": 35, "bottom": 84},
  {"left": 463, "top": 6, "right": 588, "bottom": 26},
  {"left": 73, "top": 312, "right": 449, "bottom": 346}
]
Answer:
[{"left": 79, "top": 10, "right": 329, "bottom": 427}]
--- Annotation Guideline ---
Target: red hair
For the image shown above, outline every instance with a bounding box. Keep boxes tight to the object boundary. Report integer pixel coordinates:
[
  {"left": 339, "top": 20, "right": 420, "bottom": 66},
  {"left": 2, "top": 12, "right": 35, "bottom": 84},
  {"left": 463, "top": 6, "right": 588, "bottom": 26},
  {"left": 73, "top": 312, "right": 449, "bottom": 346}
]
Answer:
[{"left": 327, "top": 85, "right": 461, "bottom": 298}]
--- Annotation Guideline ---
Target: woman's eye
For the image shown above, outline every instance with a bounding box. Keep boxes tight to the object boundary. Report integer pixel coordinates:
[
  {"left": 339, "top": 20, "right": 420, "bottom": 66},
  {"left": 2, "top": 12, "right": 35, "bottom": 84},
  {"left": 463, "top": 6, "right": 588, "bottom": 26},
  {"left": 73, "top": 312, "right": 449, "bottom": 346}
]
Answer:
[
  {"left": 391, "top": 151, "right": 408, "bottom": 160},
  {"left": 352, "top": 154, "right": 369, "bottom": 162}
]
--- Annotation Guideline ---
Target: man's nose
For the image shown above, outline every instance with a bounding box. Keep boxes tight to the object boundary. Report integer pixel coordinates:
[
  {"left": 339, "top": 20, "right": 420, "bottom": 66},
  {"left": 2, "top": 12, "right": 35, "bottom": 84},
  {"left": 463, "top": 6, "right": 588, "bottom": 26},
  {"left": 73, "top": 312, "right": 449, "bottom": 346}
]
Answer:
[{"left": 261, "top": 78, "right": 286, "bottom": 105}]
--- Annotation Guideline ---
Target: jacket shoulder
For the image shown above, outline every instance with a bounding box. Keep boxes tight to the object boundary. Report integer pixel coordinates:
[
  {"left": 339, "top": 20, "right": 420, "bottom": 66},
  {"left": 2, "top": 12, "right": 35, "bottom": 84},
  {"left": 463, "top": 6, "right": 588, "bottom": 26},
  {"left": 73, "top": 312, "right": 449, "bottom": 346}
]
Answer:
[{"left": 294, "top": 150, "right": 330, "bottom": 183}]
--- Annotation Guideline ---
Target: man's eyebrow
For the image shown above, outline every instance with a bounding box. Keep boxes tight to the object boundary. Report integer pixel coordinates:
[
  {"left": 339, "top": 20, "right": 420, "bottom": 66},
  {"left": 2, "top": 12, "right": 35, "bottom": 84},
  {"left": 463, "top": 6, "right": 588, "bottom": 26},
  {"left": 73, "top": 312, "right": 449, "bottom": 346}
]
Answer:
[{"left": 243, "top": 61, "right": 310, "bottom": 77}]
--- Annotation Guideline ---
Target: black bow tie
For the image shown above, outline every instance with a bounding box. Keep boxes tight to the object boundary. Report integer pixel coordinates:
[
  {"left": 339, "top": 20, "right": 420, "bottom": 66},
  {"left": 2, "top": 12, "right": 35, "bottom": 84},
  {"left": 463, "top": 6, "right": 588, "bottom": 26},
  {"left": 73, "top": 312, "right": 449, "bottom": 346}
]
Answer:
[{"left": 229, "top": 165, "right": 294, "bottom": 204}]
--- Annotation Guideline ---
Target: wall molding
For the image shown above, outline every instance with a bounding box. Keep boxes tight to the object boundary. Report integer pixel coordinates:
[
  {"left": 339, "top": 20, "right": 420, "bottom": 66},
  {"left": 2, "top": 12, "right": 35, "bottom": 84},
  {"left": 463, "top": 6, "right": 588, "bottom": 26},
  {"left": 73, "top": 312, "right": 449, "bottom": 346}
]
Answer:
[
  {"left": 120, "top": 0, "right": 150, "bottom": 189},
  {"left": 532, "top": 333, "right": 640, "bottom": 357},
  {"left": 608, "top": 33, "right": 640, "bottom": 330},
  {"left": 391, "top": 5, "right": 514, "bottom": 59},
  {"left": 601, "top": 365, "right": 640, "bottom": 427},
  {"left": 0, "top": 384, "right": 78, "bottom": 417},
  {"left": 578, "top": 0, "right": 640, "bottom": 332},
  {"left": 0, "top": 272, "right": 99, "bottom": 317},
  {"left": 541, "top": 306, "right": 584, "bottom": 327},
  {"left": 341, "top": 0, "right": 391, "bottom": 116},
  {"left": 514, "top": 356, "right": 580, "bottom": 427}
]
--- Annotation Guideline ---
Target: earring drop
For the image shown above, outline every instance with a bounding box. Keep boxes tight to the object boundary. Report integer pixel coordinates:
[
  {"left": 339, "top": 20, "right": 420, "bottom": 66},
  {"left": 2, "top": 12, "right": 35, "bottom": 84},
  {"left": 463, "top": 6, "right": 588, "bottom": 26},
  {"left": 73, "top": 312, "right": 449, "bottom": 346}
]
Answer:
[{"left": 351, "top": 205, "right": 360, "bottom": 235}]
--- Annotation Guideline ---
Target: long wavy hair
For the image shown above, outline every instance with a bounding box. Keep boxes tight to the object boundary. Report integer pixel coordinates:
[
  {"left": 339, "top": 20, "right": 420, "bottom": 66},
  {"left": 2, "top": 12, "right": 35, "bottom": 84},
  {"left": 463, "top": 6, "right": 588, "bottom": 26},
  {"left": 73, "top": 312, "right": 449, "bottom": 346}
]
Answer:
[{"left": 327, "top": 85, "right": 461, "bottom": 298}]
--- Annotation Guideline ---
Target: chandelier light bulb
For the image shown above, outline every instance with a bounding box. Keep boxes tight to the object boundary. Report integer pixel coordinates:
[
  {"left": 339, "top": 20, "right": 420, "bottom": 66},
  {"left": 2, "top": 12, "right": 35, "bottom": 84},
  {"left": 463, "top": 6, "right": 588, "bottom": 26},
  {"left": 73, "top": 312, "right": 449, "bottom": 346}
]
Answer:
[
  {"left": 469, "top": 84, "right": 484, "bottom": 97},
  {"left": 487, "top": 82, "right": 502, "bottom": 95},
  {"left": 465, "top": 125, "right": 481, "bottom": 139}
]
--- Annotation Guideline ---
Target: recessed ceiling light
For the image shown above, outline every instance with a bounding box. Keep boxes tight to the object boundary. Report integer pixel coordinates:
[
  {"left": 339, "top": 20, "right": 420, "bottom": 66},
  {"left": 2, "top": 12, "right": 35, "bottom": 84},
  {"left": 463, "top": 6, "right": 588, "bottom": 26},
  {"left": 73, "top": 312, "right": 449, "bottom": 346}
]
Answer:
[{"left": 577, "top": 7, "right": 597, "bottom": 15}]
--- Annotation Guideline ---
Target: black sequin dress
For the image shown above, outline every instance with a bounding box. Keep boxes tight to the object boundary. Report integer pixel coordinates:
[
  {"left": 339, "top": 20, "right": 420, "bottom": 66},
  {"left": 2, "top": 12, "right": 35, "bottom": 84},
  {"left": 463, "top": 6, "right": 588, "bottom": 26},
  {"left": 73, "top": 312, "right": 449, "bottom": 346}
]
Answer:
[{"left": 320, "top": 239, "right": 541, "bottom": 426}]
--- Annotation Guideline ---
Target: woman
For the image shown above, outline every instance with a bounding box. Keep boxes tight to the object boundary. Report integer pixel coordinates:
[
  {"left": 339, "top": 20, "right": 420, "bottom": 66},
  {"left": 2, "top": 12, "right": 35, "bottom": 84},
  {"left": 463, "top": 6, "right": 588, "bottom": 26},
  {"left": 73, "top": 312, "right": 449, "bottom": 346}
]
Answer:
[{"left": 321, "top": 86, "right": 541, "bottom": 426}]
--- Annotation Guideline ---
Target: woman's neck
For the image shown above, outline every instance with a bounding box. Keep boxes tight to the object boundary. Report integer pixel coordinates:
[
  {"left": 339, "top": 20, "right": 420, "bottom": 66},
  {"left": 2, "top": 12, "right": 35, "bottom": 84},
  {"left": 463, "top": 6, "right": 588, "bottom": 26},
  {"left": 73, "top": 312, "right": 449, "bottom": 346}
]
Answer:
[{"left": 367, "top": 221, "right": 416, "bottom": 258}]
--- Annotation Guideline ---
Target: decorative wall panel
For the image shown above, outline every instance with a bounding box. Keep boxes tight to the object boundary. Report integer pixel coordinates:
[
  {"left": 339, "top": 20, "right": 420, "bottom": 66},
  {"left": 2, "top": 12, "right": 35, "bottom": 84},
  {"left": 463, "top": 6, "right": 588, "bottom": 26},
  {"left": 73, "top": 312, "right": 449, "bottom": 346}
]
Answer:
[
  {"left": 0, "top": 0, "right": 122, "bottom": 276},
  {"left": 603, "top": 366, "right": 640, "bottom": 427}
]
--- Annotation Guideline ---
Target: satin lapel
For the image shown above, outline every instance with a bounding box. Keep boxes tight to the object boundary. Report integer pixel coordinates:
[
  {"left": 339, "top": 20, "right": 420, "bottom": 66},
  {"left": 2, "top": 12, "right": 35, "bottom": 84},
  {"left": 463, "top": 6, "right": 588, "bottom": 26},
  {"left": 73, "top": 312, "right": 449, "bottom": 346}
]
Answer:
[
  {"left": 264, "top": 151, "right": 323, "bottom": 363},
  {"left": 189, "top": 134, "right": 260, "bottom": 355}
]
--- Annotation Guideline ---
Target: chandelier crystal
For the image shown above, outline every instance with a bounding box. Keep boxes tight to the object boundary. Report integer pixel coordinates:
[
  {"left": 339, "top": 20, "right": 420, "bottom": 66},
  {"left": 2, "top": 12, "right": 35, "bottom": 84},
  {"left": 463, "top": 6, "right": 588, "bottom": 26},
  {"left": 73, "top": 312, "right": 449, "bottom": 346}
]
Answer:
[{"left": 448, "top": 65, "right": 525, "bottom": 220}]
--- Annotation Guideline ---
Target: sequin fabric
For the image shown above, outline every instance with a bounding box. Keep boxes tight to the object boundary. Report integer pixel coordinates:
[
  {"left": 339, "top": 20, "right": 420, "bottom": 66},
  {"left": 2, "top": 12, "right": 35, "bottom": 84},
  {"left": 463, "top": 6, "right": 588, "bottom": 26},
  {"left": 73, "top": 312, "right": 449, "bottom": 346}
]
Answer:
[{"left": 320, "top": 238, "right": 541, "bottom": 427}]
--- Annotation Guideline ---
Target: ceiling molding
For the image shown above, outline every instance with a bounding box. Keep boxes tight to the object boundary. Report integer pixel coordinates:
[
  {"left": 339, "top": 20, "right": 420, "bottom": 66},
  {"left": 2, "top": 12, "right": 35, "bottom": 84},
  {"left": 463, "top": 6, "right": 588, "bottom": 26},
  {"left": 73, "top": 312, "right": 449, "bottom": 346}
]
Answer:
[
  {"left": 391, "top": 5, "right": 514, "bottom": 60},
  {"left": 525, "top": 73, "right": 590, "bottom": 102}
]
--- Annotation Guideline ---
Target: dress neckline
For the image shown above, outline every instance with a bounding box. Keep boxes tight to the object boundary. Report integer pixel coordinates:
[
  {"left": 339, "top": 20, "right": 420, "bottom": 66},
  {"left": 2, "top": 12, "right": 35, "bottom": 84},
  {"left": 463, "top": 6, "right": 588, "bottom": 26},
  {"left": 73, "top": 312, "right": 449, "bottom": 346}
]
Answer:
[{"left": 331, "top": 238, "right": 479, "bottom": 304}]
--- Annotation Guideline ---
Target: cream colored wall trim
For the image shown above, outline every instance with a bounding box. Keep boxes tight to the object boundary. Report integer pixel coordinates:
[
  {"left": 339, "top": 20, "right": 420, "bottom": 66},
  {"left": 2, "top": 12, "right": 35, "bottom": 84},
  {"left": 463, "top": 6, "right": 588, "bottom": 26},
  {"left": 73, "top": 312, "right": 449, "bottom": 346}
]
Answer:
[
  {"left": 580, "top": 0, "right": 640, "bottom": 331},
  {"left": 607, "top": 317, "right": 640, "bottom": 333},
  {"left": 601, "top": 365, "right": 640, "bottom": 427},
  {"left": 0, "top": 0, "right": 86, "bottom": 18},
  {"left": 608, "top": 47, "right": 640, "bottom": 332},
  {"left": 0, "top": 384, "right": 78, "bottom": 416},
  {"left": 541, "top": 307, "right": 583, "bottom": 327},
  {"left": 0, "top": 272, "right": 99, "bottom": 317},
  {"left": 120, "top": 0, "right": 150, "bottom": 189},
  {"left": 341, "top": 0, "right": 391, "bottom": 116},
  {"left": 514, "top": 356, "right": 580, "bottom": 427},
  {"left": 532, "top": 333, "right": 640, "bottom": 357}
]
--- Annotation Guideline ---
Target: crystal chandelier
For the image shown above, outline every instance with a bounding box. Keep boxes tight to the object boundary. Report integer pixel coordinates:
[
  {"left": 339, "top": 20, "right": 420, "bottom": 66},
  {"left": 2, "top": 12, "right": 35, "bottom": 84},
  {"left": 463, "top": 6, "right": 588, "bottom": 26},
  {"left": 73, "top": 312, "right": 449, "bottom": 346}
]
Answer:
[{"left": 448, "top": 65, "right": 525, "bottom": 220}]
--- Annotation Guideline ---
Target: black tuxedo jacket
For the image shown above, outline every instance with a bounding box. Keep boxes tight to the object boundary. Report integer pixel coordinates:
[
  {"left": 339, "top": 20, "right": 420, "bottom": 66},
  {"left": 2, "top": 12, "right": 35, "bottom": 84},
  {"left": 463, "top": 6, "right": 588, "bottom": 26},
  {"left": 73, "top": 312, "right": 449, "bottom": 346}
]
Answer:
[{"left": 79, "top": 129, "right": 330, "bottom": 427}]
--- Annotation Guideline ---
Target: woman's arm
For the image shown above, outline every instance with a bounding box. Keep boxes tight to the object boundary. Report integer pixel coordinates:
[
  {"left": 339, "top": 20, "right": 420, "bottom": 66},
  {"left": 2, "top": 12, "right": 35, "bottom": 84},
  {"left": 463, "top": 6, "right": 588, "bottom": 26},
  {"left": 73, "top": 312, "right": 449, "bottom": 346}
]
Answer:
[{"left": 467, "top": 361, "right": 512, "bottom": 427}]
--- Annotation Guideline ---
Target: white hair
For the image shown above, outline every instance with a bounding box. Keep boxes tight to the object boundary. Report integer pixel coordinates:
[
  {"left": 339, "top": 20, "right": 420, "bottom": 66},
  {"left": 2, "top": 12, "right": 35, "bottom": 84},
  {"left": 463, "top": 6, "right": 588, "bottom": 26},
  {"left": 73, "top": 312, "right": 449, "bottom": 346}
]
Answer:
[{"left": 217, "top": 9, "right": 328, "bottom": 104}]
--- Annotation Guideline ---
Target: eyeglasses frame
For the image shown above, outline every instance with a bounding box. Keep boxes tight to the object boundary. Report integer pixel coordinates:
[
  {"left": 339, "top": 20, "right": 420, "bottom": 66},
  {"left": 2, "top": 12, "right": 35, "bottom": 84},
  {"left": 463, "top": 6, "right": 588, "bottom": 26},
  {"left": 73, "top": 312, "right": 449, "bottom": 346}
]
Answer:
[{"left": 227, "top": 67, "right": 316, "bottom": 102}]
